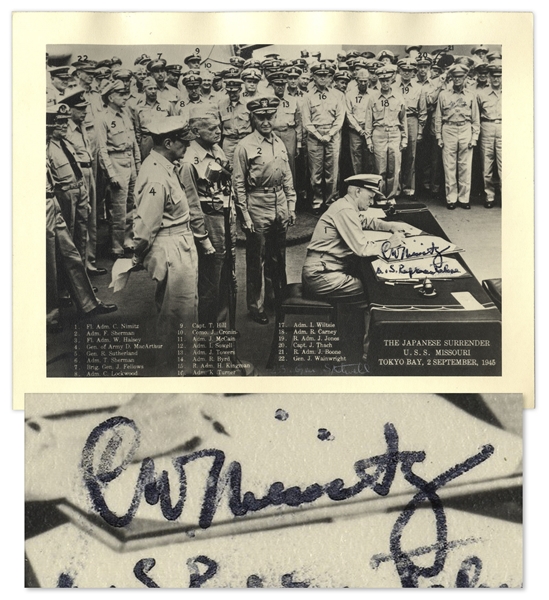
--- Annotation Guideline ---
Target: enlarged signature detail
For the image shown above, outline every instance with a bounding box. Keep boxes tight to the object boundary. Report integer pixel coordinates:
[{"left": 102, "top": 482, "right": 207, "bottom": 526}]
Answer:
[{"left": 81, "top": 418, "right": 494, "bottom": 587}]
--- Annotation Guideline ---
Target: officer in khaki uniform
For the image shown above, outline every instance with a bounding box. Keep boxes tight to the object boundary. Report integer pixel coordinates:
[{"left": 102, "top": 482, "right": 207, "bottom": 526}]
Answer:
[
  {"left": 180, "top": 106, "right": 237, "bottom": 327},
  {"left": 147, "top": 58, "right": 179, "bottom": 106},
  {"left": 132, "top": 117, "right": 198, "bottom": 376},
  {"left": 301, "top": 61, "right": 346, "bottom": 214},
  {"left": 435, "top": 63, "right": 480, "bottom": 208},
  {"left": 397, "top": 58, "right": 427, "bottom": 198},
  {"left": 47, "top": 66, "right": 71, "bottom": 106},
  {"left": 233, "top": 97, "right": 297, "bottom": 325},
  {"left": 217, "top": 70, "right": 252, "bottom": 167},
  {"left": 303, "top": 174, "right": 416, "bottom": 296},
  {"left": 302, "top": 174, "right": 418, "bottom": 360},
  {"left": 333, "top": 70, "right": 351, "bottom": 94},
  {"left": 365, "top": 65, "right": 408, "bottom": 200},
  {"left": 96, "top": 79, "right": 141, "bottom": 257},
  {"left": 46, "top": 155, "right": 117, "bottom": 334},
  {"left": 135, "top": 76, "right": 174, "bottom": 160},
  {"left": 268, "top": 70, "right": 303, "bottom": 187},
  {"left": 198, "top": 70, "right": 219, "bottom": 104},
  {"left": 477, "top": 61, "right": 502, "bottom": 208},
  {"left": 414, "top": 53, "right": 436, "bottom": 193},
  {"left": 47, "top": 104, "right": 90, "bottom": 263},
  {"left": 345, "top": 68, "right": 373, "bottom": 175},
  {"left": 241, "top": 68, "right": 262, "bottom": 101},
  {"left": 285, "top": 65, "right": 303, "bottom": 98},
  {"left": 62, "top": 88, "right": 107, "bottom": 276}
]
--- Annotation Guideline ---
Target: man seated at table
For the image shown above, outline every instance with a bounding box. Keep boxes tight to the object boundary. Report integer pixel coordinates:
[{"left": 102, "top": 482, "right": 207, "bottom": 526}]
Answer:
[{"left": 302, "top": 174, "right": 420, "bottom": 360}]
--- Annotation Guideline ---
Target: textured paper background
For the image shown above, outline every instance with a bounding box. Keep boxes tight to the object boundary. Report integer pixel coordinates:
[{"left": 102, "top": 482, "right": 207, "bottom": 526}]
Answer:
[{"left": 12, "top": 10, "right": 534, "bottom": 408}]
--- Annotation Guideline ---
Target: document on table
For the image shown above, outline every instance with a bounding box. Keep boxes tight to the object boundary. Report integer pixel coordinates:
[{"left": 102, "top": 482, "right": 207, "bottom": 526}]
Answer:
[{"left": 372, "top": 256, "right": 471, "bottom": 281}]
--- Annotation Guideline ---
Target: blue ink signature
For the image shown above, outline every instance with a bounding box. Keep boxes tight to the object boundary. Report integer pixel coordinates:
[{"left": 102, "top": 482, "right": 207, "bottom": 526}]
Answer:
[
  {"left": 81, "top": 419, "right": 494, "bottom": 588},
  {"left": 376, "top": 260, "right": 461, "bottom": 279},
  {"left": 381, "top": 240, "right": 451, "bottom": 266}
]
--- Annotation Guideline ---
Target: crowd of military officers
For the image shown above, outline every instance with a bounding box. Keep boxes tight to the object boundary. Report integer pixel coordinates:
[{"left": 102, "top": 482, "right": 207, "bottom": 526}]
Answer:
[{"left": 46, "top": 45, "right": 502, "bottom": 373}]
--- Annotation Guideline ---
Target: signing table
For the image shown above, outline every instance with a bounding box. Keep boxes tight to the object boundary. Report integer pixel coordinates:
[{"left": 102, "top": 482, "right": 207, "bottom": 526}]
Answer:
[{"left": 360, "top": 202, "right": 501, "bottom": 376}]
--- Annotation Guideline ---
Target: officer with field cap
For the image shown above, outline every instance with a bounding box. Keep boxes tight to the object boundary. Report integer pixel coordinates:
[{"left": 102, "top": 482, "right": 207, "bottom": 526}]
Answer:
[
  {"left": 471, "top": 45, "right": 490, "bottom": 63},
  {"left": 285, "top": 65, "right": 303, "bottom": 97},
  {"left": 333, "top": 70, "right": 351, "bottom": 94},
  {"left": 166, "top": 64, "right": 183, "bottom": 89},
  {"left": 377, "top": 50, "right": 395, "bottom": 65},
  {"left": 132, "top": 116, "right": 198, "bottom": 376},
  {"left": 96, "top": 79, "right": 141, "bottom": 257},
  {"left": 414, "top": 53, "right": 437, "bottom": 193},
  {"left": 435, "top": 63, "right": 480, "bottom": 208},
  {"left": 179, "top": 105, "right": 236, "bottom": 327},
  {"left": 181, "top": 72, "right": 204, "bottom": 105},
  {"left": 46, "top": 152, "right": 117, "bottom": 334},
  {"left": 184, "top": 53, "right": 202, "bottom": 71},
  {"left": 365, "top": 65, "right": 408, "bottom": 200},
  {"left": 233, "top": 96, "right": 297, "bottom": 325}
]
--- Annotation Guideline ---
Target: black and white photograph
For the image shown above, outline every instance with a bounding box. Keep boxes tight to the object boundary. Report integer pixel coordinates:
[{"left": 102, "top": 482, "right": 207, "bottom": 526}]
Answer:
[
  {"left": 44, "top": 40, "right": 504, "bottom": 378},
  {"left": 25, "top": 392, "right": 522, "bottom": 588}
]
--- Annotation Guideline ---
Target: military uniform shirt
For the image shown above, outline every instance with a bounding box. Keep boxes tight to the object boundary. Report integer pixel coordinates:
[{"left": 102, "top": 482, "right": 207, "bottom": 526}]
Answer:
[
  {"left": 307, "top": 196, "right": 394, "bottom": 259},
  {"left": 135, "top": 98, "right": 174, "bottom": 141},
  {"left": 365, "top": 88, "right": 408, "bottom": 143},
  {"left": 133, "top": 150, "right": 191, "bottom": 257},
  {"left": 81, "top": 88, "right": 104, "bottom": 134},
  {"left": 65, "top": 120, "right": 93, "bottom": 164},
  {"left": 287, "top": 88, "right": 304, "bottom": 98},
  {"left": 232, "top": 130, "right": 297, "bottom": 221},
  {"left": 477, "top": 87, "right": 502, "bottom": 121},
  {"left": 96, "top": 105, "right": 141, "bottom": 180},
  {"left": 157, "top": 85, "right": 179, "bottom": 105},
  {"left": 345, "top": 89, "right": 371, "bottom": 132},
  {"left": 179, "top": 140, "right": 229, "bottom": 241},
  {"left": 217, "top": 97, "right": 252, "bottom": 139},
  {"left": 301, "top": 84, "right": 346, "bottom": 139},
  {"left": 434, "top": 87, "right": 480, "bottom": 141},
  {"left": 399, "top": 80, "right": 428, "bottom": 130},
  {"left": 46, "top": 85, "right": 63, "bottom": 106},
  {"left": 273, "top": 93, "right": 302, "bottom": 131},
  {"left": 242, "top": 89, "right": 260, "bottom": 101},
  {"left": 47, "top": 138, "right": 81, "bottom": 186}
]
